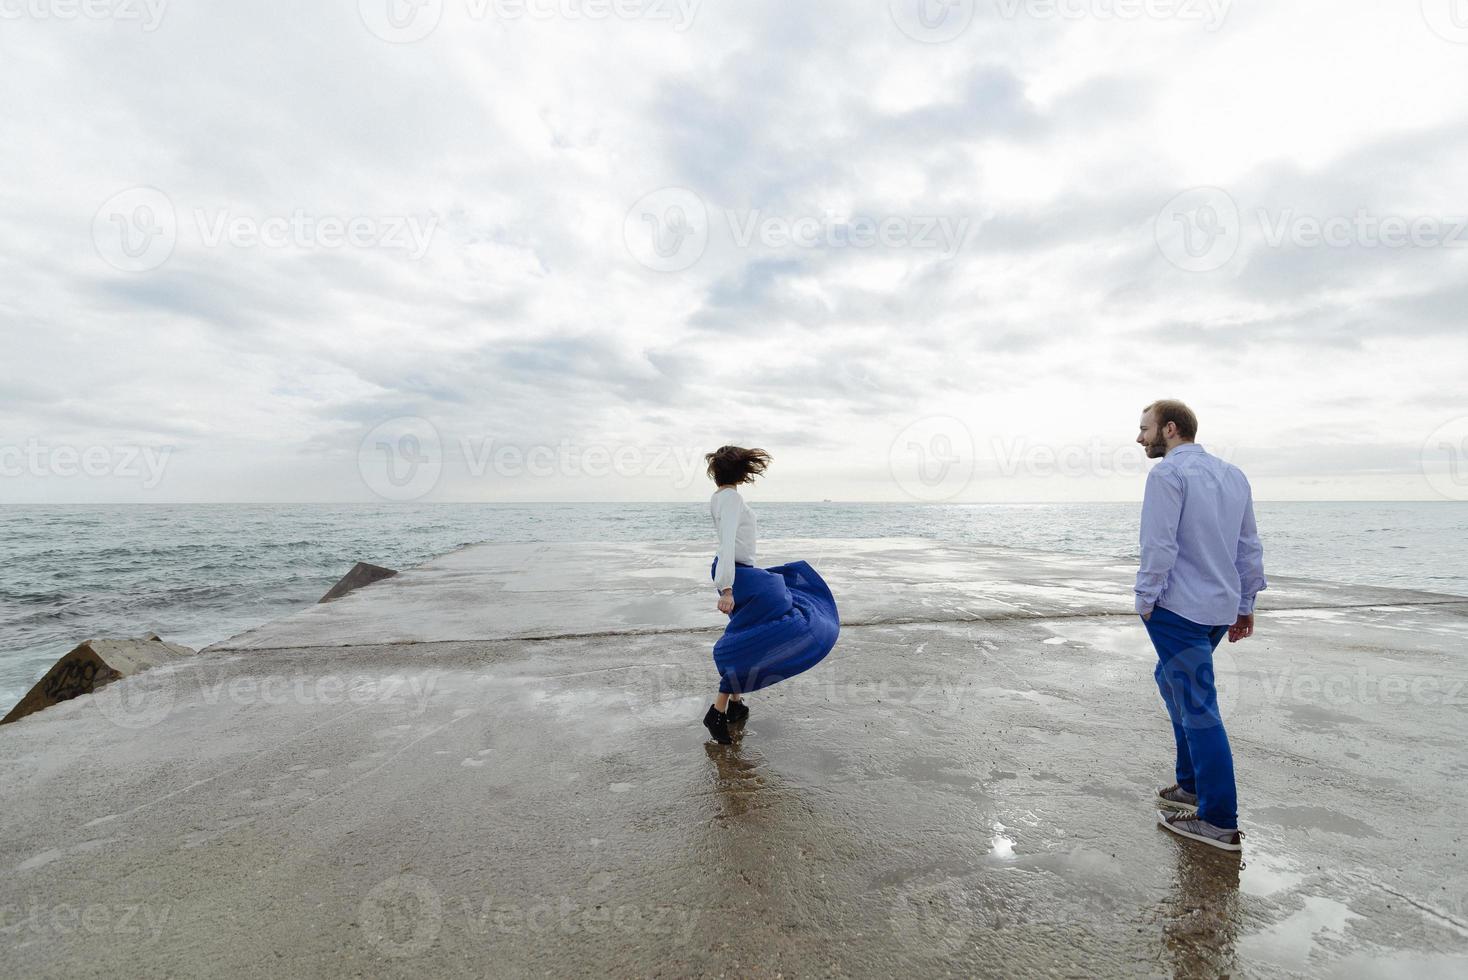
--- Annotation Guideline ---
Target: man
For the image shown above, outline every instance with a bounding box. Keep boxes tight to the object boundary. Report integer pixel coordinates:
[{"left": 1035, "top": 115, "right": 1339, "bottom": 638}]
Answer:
[{"left": 1135, "top": 400, "right": 1266, "bottom": 852}]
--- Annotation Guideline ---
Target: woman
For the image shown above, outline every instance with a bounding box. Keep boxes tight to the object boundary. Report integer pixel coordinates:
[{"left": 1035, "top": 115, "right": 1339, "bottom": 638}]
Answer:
[{"left": 703, "top": 446, "right": 840, "bottom": 744}]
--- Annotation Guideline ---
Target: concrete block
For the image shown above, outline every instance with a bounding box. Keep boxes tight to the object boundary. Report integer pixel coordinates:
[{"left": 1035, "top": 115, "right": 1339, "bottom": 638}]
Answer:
[
  {"left": 1, "top": 636, "right": 196, "bottom": 726},
  {"left": 318, "top": 562, "right": 399, "bottom": 603}
]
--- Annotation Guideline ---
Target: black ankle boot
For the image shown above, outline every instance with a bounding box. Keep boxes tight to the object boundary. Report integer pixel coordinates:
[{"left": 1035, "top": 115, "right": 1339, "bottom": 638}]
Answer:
[
  {"left": 703, "top": 704, "right": 732, "bottom": 744},
  {"left": 726, "top": 699, "right": 749, "bottom": 725}
]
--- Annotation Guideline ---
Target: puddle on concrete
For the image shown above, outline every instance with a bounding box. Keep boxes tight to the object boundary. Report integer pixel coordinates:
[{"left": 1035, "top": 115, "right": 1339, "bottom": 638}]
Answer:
[
  {"left": 613, "top": 596, "right": 705, "bottom": 628},
  {"left": 622, "top": 695, "right": 707, "bottom": 729},
  {"left": 973, "top": 686, "right": 1067, "bottom": 708},
  {"left": 1280, "top": 700, "right": 1365, "bottom": 733},
  {"left": 989, "top": 821, "right": 1016, "bottom": 859},
  {"left": 1327, "top": 952, "right": 1468, "bottom": 978},
  {"left": 702, "top": 744, "right": 783, "bottom": 820},
  {"left": 1254, "top": 805, "right": 1381, "bottom": 838},
  {"left": 1011, "top": 846, "right": 1130, "bottom": 895},
  {"left": 895, "top": 755, "right": 989, "bottom": 799},
  {"left": 1239, "top": 846, "right": 1306, "bottom": 897},
  {"left": 1272, "top": 609, "right": 1349, "bottom": 622},
  {"left": 782, "top": 746, "right": 849, "bottom": 782},
  {"left": 526, "top": 685, "right": 614, "bottom": 720},
  {"left": 1078, "top": 781, "right": 1139, "bottom": 806},
  {"left": 1240, "top": 895, "right": 1362, "bottom": 972},
  {"left": 15, "top": 848, "right": 62, "bottom": 872},
  {"left": 1039, "top": 619, "right": 1153, "bottom": 661}
]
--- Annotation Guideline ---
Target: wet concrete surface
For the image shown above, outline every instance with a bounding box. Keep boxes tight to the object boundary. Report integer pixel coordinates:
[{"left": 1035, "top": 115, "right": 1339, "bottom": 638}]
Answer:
[
  {"left": 211, "top": 538, "right": 1460, "bottom": 651},
  {"left": 2, "top": 540, "right": 1466, "bottom": 977}
]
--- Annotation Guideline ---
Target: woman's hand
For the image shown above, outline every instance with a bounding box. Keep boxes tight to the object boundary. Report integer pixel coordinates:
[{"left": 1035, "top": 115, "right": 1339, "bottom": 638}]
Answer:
[{"left": 717, "top": 589, "right": 735, "bottom": 615}]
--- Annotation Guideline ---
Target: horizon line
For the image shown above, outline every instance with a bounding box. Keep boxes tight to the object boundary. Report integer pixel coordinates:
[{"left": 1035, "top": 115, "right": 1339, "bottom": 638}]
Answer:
[{"left": 0, "top": 499, "right": 1461, "bottom": 507}]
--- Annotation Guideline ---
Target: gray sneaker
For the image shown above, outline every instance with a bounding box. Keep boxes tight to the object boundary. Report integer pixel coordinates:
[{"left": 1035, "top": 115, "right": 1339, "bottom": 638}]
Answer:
[
  {"left": 1156, "top": 783, "right": 1199, "bottom": 813},
  {"left": 1157, "top": 809, "right": 1244, "bottom": 852}
]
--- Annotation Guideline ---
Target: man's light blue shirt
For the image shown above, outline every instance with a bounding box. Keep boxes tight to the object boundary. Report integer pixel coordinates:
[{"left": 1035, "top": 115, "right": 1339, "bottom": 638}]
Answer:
[{"left": 1136, "top": 443, "right": 1267, "bottom": 626}]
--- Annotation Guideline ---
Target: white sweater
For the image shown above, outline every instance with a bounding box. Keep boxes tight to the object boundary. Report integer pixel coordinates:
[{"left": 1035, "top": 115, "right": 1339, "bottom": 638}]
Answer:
[{"left": 710, "top": 486, "right": 756, "bottom": 592}]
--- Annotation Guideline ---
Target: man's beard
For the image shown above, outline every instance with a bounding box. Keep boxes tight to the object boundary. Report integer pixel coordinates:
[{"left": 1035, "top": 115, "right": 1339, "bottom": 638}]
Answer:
[{"left": 1146, "top": 435, "right": 1168, "bottom": 458}]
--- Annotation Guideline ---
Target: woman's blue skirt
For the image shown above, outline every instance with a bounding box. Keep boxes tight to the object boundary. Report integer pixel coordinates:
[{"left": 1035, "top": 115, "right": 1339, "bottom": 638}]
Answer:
[{"left": 710, "top": 557, "right": 840, "bottom": 695}]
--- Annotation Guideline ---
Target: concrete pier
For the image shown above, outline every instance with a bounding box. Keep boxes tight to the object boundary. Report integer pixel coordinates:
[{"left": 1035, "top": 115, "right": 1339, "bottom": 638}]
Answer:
[{"left": 2, "top": 539, "right": 1466, "bottom": 977}]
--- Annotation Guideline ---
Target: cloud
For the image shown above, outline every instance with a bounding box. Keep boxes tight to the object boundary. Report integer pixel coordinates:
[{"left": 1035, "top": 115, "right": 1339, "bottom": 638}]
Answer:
[{"left": 1, "top": 0, "right": 1464, "bottom": 502}]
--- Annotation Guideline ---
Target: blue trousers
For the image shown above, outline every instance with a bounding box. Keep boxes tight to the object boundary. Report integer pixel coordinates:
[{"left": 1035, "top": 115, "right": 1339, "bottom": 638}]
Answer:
[{"left": 1142, "top": 605, "right": 1238, "bottom": 829}]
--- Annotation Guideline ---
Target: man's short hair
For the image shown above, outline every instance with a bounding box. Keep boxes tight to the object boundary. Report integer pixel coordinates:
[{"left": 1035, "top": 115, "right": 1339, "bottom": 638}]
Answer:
[{"left": 1144, "top": 399, "right": 1198, "bottom": 441}]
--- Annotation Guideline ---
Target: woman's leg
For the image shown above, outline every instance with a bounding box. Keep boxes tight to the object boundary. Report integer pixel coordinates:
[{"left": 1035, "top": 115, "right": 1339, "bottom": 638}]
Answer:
[
  {"left": 724, "top": 689, "right": 748, "bottom": 725},
  {"left": 715, "top": 692, "right": 731, "bottom": 712}
]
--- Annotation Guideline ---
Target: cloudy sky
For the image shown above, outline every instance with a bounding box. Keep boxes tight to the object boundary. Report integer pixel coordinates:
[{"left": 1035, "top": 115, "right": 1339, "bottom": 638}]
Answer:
[{"left": 2, "top": 0, "right": 1466, "bottom": 504}]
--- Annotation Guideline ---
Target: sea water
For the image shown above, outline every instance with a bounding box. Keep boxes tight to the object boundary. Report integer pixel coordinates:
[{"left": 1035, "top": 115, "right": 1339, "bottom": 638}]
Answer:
[{"left": 1, "top": 501, "right": 1464, "bottom": 707}]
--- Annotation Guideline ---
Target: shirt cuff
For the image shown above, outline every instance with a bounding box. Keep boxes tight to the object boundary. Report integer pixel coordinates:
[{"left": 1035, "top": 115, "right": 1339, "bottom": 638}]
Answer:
[
  {"left": 1238, "top": 595, "right": 1256, "bottom": 615},
  {"left": 1135, "top": 596, "right": 1154, "bottom": 617}
]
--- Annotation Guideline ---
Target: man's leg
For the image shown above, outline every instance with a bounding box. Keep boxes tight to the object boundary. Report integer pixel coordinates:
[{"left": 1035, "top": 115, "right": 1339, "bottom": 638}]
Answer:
[
  {"left": 1152, "top": 658, "right": 1197, "bottom": 795},
  {"left": 1156, "top": 615, "right": 1237, "bottom": 829},
  {"left": 1193, "top": 625, "right": 1237, "bottom": 827}
]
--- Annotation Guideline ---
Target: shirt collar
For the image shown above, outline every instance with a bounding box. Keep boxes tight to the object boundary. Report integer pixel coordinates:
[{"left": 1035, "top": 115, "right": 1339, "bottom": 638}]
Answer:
[{"left": 1165, "top": 443, "right": 1205, "bottom": 458}]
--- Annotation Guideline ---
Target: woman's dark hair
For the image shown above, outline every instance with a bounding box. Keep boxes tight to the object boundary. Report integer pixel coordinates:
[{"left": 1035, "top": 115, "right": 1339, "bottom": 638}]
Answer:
[{"left": 705, "top": 446, "right": 771, "bottom": 486}]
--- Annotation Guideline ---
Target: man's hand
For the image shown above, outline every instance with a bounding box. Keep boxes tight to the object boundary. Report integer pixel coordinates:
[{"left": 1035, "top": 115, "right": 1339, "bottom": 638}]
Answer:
[
  {"left": 717, "top": 589, "right": 734, "bottom": 615},
  {"left": 1228, "top": 613, "right": 1254, "bottom": 643}
]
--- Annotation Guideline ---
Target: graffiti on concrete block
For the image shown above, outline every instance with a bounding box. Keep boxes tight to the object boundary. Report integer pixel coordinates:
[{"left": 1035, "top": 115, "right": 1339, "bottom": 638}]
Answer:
[{"left": 41, "top": 658, "right": 119, "bottom": 703}]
